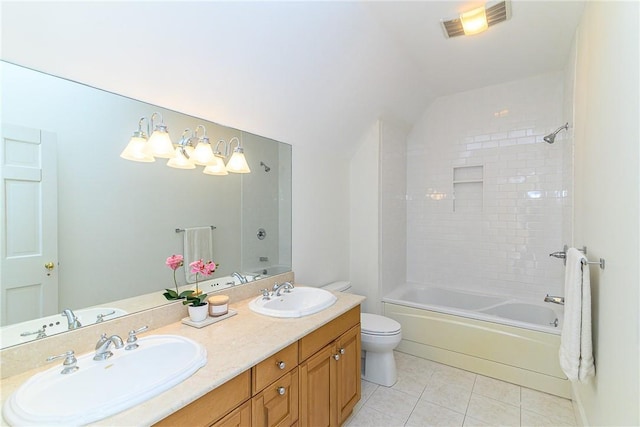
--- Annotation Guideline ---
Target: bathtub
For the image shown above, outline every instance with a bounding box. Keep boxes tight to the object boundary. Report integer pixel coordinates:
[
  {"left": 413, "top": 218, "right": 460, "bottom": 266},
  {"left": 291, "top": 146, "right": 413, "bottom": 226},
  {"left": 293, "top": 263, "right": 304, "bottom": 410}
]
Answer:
[{"left": 382, "top": 284, "right": 570, "bottom": 398}]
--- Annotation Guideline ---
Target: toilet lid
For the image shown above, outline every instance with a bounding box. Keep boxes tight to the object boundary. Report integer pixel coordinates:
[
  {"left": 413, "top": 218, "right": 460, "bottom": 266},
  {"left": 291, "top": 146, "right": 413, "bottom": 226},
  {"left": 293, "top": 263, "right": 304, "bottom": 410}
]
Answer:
[{"left": 361, "top": 313, "right": 401, "bottom": 336}]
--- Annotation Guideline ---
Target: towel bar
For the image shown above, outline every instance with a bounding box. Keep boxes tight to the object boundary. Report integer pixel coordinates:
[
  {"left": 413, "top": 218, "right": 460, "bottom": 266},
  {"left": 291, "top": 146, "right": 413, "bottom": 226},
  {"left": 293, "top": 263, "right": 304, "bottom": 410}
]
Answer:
[
  {"left": 549, "top": 245, "right": 605, "bottom": 270},
  {"left": 175, "top": 225, "right": 216, "bottom": 233}
]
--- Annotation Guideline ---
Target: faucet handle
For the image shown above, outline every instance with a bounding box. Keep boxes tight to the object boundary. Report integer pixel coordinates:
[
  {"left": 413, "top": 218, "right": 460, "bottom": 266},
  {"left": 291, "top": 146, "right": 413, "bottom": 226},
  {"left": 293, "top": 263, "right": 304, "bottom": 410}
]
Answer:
[
  {"left": 283, "top": 282, "right": 294, "bottom": 293},
  {"left": 46, "top": 350, "right": 79, "bottom": 374},
  {"left": 260, "top": 289, "right": 271, "bottom": 300},
  {"left": 126, "top": 325, "right": 149, "bottom": 350}
]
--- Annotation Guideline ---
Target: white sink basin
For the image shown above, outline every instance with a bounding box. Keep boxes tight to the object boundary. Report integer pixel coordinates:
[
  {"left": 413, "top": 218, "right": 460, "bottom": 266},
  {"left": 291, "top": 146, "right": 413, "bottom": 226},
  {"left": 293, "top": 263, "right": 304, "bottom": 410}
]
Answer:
[
  {"left": 249, "top": 286, "right": 337, "bottom": 318},
  {"left": 3, "top": 334, "right": 206, "bottom": 426}
]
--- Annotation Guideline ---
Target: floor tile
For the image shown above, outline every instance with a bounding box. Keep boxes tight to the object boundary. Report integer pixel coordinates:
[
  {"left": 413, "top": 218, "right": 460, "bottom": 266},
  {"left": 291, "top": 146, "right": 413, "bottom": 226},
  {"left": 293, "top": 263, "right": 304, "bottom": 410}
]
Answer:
[
  {"left": 431, "top": 364, "right": 477, "bottom": 391},
  {"left": 345, "top": 405, "right": 405, "bottom": 427},
  {"left": 421, "top": 379, "right": 472, "bottom": 414},
  {"left": 354, "top": 379, "right": 378, "bottom": 413},
  {"left": 406, "top": 399, "right": 465, "bottom": 427},
  {"left": 391, "top": 367, "right": 431, "bottom": 397},
  {"left": 466, "top": 393, "right": 521, "bottom": 426},
  {"left": 473, "top": 375, "right": 521, "bottom": 407},
  {"left": 520, "top": 388, "right": 575, "bottom": 426},
  {"left": 364, "top": 386, "right": 419, "bottom": 423},
  {"left": 521, "top": 407, "right": 576, "bottom": 427},
  {"left": 394, "top": 350, "right": 437, "bottom": 377}
]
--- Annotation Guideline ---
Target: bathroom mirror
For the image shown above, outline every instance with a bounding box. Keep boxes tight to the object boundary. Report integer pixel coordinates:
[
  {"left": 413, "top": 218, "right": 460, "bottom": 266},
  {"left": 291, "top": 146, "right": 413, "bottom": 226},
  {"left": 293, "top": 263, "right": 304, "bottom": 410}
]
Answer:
[{"left": 0, "top": 61, "right": 292, "bottom": 348}]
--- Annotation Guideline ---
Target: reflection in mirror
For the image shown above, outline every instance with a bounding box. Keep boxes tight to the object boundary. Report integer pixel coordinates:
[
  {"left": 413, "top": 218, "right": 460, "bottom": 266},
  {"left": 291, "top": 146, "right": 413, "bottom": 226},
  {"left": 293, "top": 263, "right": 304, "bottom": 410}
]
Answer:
[{"left": 0, "top": 61, "right": 292, "bottom": 349}]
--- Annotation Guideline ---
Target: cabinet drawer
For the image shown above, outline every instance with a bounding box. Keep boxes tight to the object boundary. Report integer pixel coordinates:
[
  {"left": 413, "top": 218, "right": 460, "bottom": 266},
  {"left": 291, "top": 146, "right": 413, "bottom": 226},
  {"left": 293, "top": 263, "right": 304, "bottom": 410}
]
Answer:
[
  {"left": 252, "top": 367, "right": 299, "bottom": 427},
  {"left": 252, "top": 342, "right": 298, "bottom": 394},
  {"left": 299, "top": 306, "right": 360, "bottom": 362},
  {"left": 154, "top": 370, "right": 251, "bottom": 427}
]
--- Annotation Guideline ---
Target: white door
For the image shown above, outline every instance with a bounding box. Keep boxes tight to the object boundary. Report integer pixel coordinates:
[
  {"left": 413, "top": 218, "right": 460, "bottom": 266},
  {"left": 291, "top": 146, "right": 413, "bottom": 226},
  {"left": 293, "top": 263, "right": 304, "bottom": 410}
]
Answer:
[{"left": 1, "top": 124, "right": 58, "bottom": 326}]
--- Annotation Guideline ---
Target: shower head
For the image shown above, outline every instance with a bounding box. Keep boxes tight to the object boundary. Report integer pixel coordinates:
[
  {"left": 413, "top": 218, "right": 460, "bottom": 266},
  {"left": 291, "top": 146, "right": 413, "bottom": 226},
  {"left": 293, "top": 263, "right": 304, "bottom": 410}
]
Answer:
[
  {"left": 543, "top": 123, "right": 569, "bottom": 144},
  {"left": 260, "top": 161, "right": 271, "bottom": 172}
]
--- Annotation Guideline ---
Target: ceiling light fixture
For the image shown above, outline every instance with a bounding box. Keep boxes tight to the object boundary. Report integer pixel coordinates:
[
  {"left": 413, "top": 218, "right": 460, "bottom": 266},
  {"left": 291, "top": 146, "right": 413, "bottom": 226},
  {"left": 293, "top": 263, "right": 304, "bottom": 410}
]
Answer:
[
  {"left": 441, "top": 0, "right": 511, "bottom": 38},
  {"left": 460, "top": 6, "right": 488, "bottom": 35}
]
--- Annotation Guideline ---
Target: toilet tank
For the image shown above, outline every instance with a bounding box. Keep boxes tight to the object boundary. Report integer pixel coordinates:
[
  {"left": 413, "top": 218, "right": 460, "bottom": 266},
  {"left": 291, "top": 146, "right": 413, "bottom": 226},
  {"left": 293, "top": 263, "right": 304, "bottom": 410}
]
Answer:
[{"left": 322, "top": 281, "right": 352, "bottom": 292}]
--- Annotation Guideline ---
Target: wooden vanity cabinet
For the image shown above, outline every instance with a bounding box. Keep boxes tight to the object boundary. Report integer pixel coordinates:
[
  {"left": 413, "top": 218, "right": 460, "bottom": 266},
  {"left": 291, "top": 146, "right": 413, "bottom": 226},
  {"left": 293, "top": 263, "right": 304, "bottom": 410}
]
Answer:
[
  {"left": 155, "top": 306, "right": 360, "bottom": 427},
  {"left": 299, "top": 307, "right": 361, "bottom": 427},
  {"left": 154, "top": 369, "right": 251, "bottom": 427},
  {"left": 251, "top": 343, "right": 299, "bottom": 427}
]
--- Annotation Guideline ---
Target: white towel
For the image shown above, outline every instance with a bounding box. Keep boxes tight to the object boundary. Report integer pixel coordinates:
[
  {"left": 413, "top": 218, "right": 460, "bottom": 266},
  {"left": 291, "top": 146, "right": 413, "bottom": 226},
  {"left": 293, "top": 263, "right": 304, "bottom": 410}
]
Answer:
[
  {"left": 559, "top": 247, "right": 595, "bottom": 382},
  {"left": 183, "top": 227, "right": 214, "bottom": 282}
]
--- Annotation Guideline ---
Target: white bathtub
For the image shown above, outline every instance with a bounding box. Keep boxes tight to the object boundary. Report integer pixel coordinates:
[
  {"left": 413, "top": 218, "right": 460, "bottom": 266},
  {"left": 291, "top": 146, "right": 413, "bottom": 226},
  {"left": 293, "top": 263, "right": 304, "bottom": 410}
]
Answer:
[
  {"left": 382, "top": 283, "right": 569, "bottom": 398},
  {"left": 384, "top": 284, "right": 562, "bottom": 334}
]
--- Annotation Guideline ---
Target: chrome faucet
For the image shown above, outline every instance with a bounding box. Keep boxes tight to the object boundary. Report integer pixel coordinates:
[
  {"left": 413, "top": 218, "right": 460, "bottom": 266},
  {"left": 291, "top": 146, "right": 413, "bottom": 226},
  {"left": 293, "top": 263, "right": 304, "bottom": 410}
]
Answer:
[
  {"left": 61, "top": 308, "right": 82, "bottom": 330},
  {"left": 272, "top": 281, "right": 294, "bottom": 297},
  {"left": 93, "top": 333, "right": 124, "bottom": 360},
  {"left": 231, "top": 271, "right": 248, "bottom": 284},
  {"left": 544, "top": 294, "right": 565, "bottom": 305}
]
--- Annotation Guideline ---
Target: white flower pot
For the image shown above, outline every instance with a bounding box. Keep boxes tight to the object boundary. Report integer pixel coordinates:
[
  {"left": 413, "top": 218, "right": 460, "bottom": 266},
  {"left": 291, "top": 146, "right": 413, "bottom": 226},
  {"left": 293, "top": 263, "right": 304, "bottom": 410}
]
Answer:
[{"left": 187, "top": 302, "right": 209, "bottom": 322}]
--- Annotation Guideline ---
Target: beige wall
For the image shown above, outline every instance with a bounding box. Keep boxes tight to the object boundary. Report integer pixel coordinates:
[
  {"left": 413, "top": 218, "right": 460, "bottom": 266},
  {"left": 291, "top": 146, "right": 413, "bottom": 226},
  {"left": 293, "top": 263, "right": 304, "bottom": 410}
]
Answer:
[{"left": 572, "top": 2, "right": 640, "bottom": 425}]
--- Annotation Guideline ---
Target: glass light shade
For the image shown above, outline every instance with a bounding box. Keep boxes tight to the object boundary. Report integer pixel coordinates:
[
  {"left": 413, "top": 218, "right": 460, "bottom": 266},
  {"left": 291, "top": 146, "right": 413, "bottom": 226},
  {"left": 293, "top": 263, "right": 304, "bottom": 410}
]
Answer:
[
  {"left": 226, "top": 148, "right": 251, "bottom": 173},
  {"left": 120, "top": 135, "right": 155, "bottom": 162},
  {"left": 148, "top": 126, "right": 175, "bottom": 158},
  {"left": 203, "top": 156, "right": 229, "bottom": 175},
  {"left": 460, "top": 6, "right": 488, "bottom": 35},
  {"left": 192, "top": 141, "right": 216, "bottom": 165},
  {"left": 166, "top": 147, "right": 196, "bottom": 169}
]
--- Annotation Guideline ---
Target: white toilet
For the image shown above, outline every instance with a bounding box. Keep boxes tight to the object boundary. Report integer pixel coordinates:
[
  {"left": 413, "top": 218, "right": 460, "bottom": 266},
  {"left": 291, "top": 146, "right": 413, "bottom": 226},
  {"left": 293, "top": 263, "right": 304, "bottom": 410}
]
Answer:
[{"left": 322, "top": 281, "right": 402, "bottom": 387}]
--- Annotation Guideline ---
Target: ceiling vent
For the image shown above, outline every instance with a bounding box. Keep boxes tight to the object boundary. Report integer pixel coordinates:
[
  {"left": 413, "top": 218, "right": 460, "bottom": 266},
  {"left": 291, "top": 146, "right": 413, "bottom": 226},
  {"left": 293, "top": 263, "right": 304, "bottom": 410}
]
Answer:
[{"left": 441, "top": 1, "right": 512, "bottom": 39}]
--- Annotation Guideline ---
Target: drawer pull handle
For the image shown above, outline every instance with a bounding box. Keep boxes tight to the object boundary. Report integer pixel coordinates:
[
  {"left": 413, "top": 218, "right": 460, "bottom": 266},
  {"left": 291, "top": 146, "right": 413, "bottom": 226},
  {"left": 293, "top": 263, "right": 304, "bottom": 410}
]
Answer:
[
  {"left": 339, "top": 348, "right": 345, "bottom": 355},
  {"left": 277, "top": 361, "right": 286, "bottom": 370},
  {"left": 333, "top": 354, "right": 340, "bottom": 361},
  {"left": 277, "top": 386, "right": 286, "bottom": 396}
]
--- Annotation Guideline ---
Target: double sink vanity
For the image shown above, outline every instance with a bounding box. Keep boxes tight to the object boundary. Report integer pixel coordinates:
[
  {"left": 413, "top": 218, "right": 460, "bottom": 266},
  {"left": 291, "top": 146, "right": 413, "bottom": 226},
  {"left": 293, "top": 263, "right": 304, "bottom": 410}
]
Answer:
[{"left": 0, "top": 277, "right": 365, "bottom": 426}]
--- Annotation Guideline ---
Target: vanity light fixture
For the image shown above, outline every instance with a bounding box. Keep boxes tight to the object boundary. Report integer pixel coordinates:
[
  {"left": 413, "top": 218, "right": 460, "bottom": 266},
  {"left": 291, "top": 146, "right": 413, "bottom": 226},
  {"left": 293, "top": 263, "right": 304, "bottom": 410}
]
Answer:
[
  {"left": 226, "top": 137, "right": 251, "bottom": 174},
  {"left": 203, "top": 140, "right": 230, "bottom": 176},
  {"left": 191, "top": 125, "right": 217, "bottom": 166},
  {"left": 120, "top": 117, "right": 155, "bottom": 162},
  {"left": 167, "top": 129, "right": 196, "bottom": 169},
  {"left": 122, "top": 117, "right": 251, "bottom": 174},
  {"left": 147, "top": 113, "right": 175, "bottom": 158}
]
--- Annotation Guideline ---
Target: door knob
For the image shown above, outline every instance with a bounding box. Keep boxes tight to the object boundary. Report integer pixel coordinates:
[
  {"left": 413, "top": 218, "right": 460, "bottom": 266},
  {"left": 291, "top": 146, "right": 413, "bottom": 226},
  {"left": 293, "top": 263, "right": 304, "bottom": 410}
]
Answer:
[{"left": 44, "top": 262, "right": 55, "bottom": 271}]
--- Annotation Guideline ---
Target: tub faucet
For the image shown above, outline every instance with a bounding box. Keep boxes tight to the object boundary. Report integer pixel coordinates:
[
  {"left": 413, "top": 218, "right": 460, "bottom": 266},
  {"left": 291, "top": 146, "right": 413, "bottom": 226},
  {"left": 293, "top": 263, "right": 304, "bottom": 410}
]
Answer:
[
  {"left": 61, "top": 308, "right": 82, "bottom": 330},
  {"left": 231, "top": 271, "right": 248, "bottom": 284},
  {"left": 93, "top": 333, "right": 124, "bottom": 360},
  {"left": 544, "top": 294, "right": 565, "bottom": 305}
]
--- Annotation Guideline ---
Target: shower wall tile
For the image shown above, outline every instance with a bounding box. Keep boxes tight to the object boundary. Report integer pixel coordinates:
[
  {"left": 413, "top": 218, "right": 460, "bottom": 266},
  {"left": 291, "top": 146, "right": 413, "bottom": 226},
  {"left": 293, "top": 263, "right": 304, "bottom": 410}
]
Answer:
[{"left": 406, "top": 72, "right": 571, "bottom": 301}]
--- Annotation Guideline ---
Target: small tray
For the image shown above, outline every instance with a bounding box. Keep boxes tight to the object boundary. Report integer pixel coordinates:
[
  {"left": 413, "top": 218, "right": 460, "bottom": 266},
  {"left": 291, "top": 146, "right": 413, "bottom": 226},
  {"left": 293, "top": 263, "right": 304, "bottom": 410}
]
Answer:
[{"left": 181, "top": 309, "right": 237, "bottom": 328}]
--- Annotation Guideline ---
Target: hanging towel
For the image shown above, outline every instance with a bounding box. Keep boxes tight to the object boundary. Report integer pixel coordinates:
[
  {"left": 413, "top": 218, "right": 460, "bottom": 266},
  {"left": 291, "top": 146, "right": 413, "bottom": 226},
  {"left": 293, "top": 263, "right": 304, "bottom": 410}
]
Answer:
[
  {"left": 559, "top": 247, "right": 595, "bottom": 382},
  {"left": 183, "top": 227, "right": 214, "bottom": 282}
]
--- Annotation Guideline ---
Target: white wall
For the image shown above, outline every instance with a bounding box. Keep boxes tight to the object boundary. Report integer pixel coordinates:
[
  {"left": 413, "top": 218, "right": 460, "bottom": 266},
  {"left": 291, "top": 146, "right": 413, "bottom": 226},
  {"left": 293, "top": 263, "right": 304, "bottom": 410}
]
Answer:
[
  {"left": 291, "top": 145, "right": 350, "bottom": 286},
  {"left": 349, "top": 122, "right": 380, "bottom": 313},
  {"left": 571, "top": 2, "right": 640, "bottom": 425},
  {"left": 379, "top": 119, "right": 408, "bottom": 299},
  {"left": 406, "top": 73, "right": 570, "bottom": 301}
]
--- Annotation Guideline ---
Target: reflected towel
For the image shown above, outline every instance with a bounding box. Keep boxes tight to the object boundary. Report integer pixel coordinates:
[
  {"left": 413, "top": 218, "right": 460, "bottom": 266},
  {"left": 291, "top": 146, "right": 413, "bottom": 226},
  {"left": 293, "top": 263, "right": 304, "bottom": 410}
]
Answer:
[
  {"left": 183, "top": 227, "right": 213, "bottom": 282},
  {"left": 559, "top": 247, "right": 595, "bottom": 382}
]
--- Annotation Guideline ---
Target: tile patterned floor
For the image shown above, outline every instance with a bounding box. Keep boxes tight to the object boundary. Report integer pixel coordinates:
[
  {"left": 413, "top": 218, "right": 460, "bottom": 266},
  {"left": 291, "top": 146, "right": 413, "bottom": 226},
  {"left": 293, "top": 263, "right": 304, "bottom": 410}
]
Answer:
[{"left": 345, "top": 351, "right": 576, "bottom": 427}]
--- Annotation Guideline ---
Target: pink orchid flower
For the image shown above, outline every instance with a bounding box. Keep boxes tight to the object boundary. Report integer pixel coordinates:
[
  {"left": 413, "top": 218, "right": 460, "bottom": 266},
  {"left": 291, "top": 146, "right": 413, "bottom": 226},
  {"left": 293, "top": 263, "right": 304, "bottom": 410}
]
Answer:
[{"left": 166, "top": 254, "right": 184, "bottom": 271}]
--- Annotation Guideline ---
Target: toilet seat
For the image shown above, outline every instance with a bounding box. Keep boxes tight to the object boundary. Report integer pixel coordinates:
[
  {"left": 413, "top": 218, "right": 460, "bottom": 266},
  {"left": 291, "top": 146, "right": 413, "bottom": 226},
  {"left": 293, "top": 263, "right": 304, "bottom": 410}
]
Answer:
[{"left": 361, "top": 313, "right": 401, "bottom": 336}]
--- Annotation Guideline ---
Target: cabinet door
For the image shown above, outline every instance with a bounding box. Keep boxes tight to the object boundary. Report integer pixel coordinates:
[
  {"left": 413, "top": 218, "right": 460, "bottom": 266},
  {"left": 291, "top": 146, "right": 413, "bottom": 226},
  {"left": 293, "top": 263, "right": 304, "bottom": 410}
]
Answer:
[
  {"left": 336, "top": 325, "right": 361, "bottom": 426},
  {"left": 212, "top": 401, "right": 251, "bottom": 427},
  {"left": 252, "top": 367, "right": 299, "bottom": 427},
  {"left": 299, "top": 344, "right": 336, "bottom": 427}
]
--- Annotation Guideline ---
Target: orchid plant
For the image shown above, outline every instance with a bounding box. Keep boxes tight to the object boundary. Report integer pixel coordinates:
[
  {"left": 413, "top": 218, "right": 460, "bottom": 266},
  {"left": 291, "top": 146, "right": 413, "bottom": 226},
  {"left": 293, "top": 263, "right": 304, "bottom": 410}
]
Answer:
[
  {"left": 163, "top": 254, "right": 194, "bottom": 301},
  {"left": 183, "top": 259, "right": 217, "bottom": 307}
]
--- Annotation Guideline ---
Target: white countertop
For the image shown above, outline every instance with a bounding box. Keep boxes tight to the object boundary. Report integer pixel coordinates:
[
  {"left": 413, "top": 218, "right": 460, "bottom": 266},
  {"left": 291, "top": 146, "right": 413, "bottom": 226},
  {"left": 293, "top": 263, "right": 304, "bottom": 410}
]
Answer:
[{"left": 0, "top": 291, "right": 365, "bottom": 426}]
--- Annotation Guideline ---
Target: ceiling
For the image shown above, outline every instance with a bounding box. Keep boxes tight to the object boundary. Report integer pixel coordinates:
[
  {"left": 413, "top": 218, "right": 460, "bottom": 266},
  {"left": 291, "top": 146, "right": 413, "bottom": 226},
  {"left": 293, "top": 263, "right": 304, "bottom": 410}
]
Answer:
[{"left": 0, "top": 1, "right": 584, "bottom": 158}]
